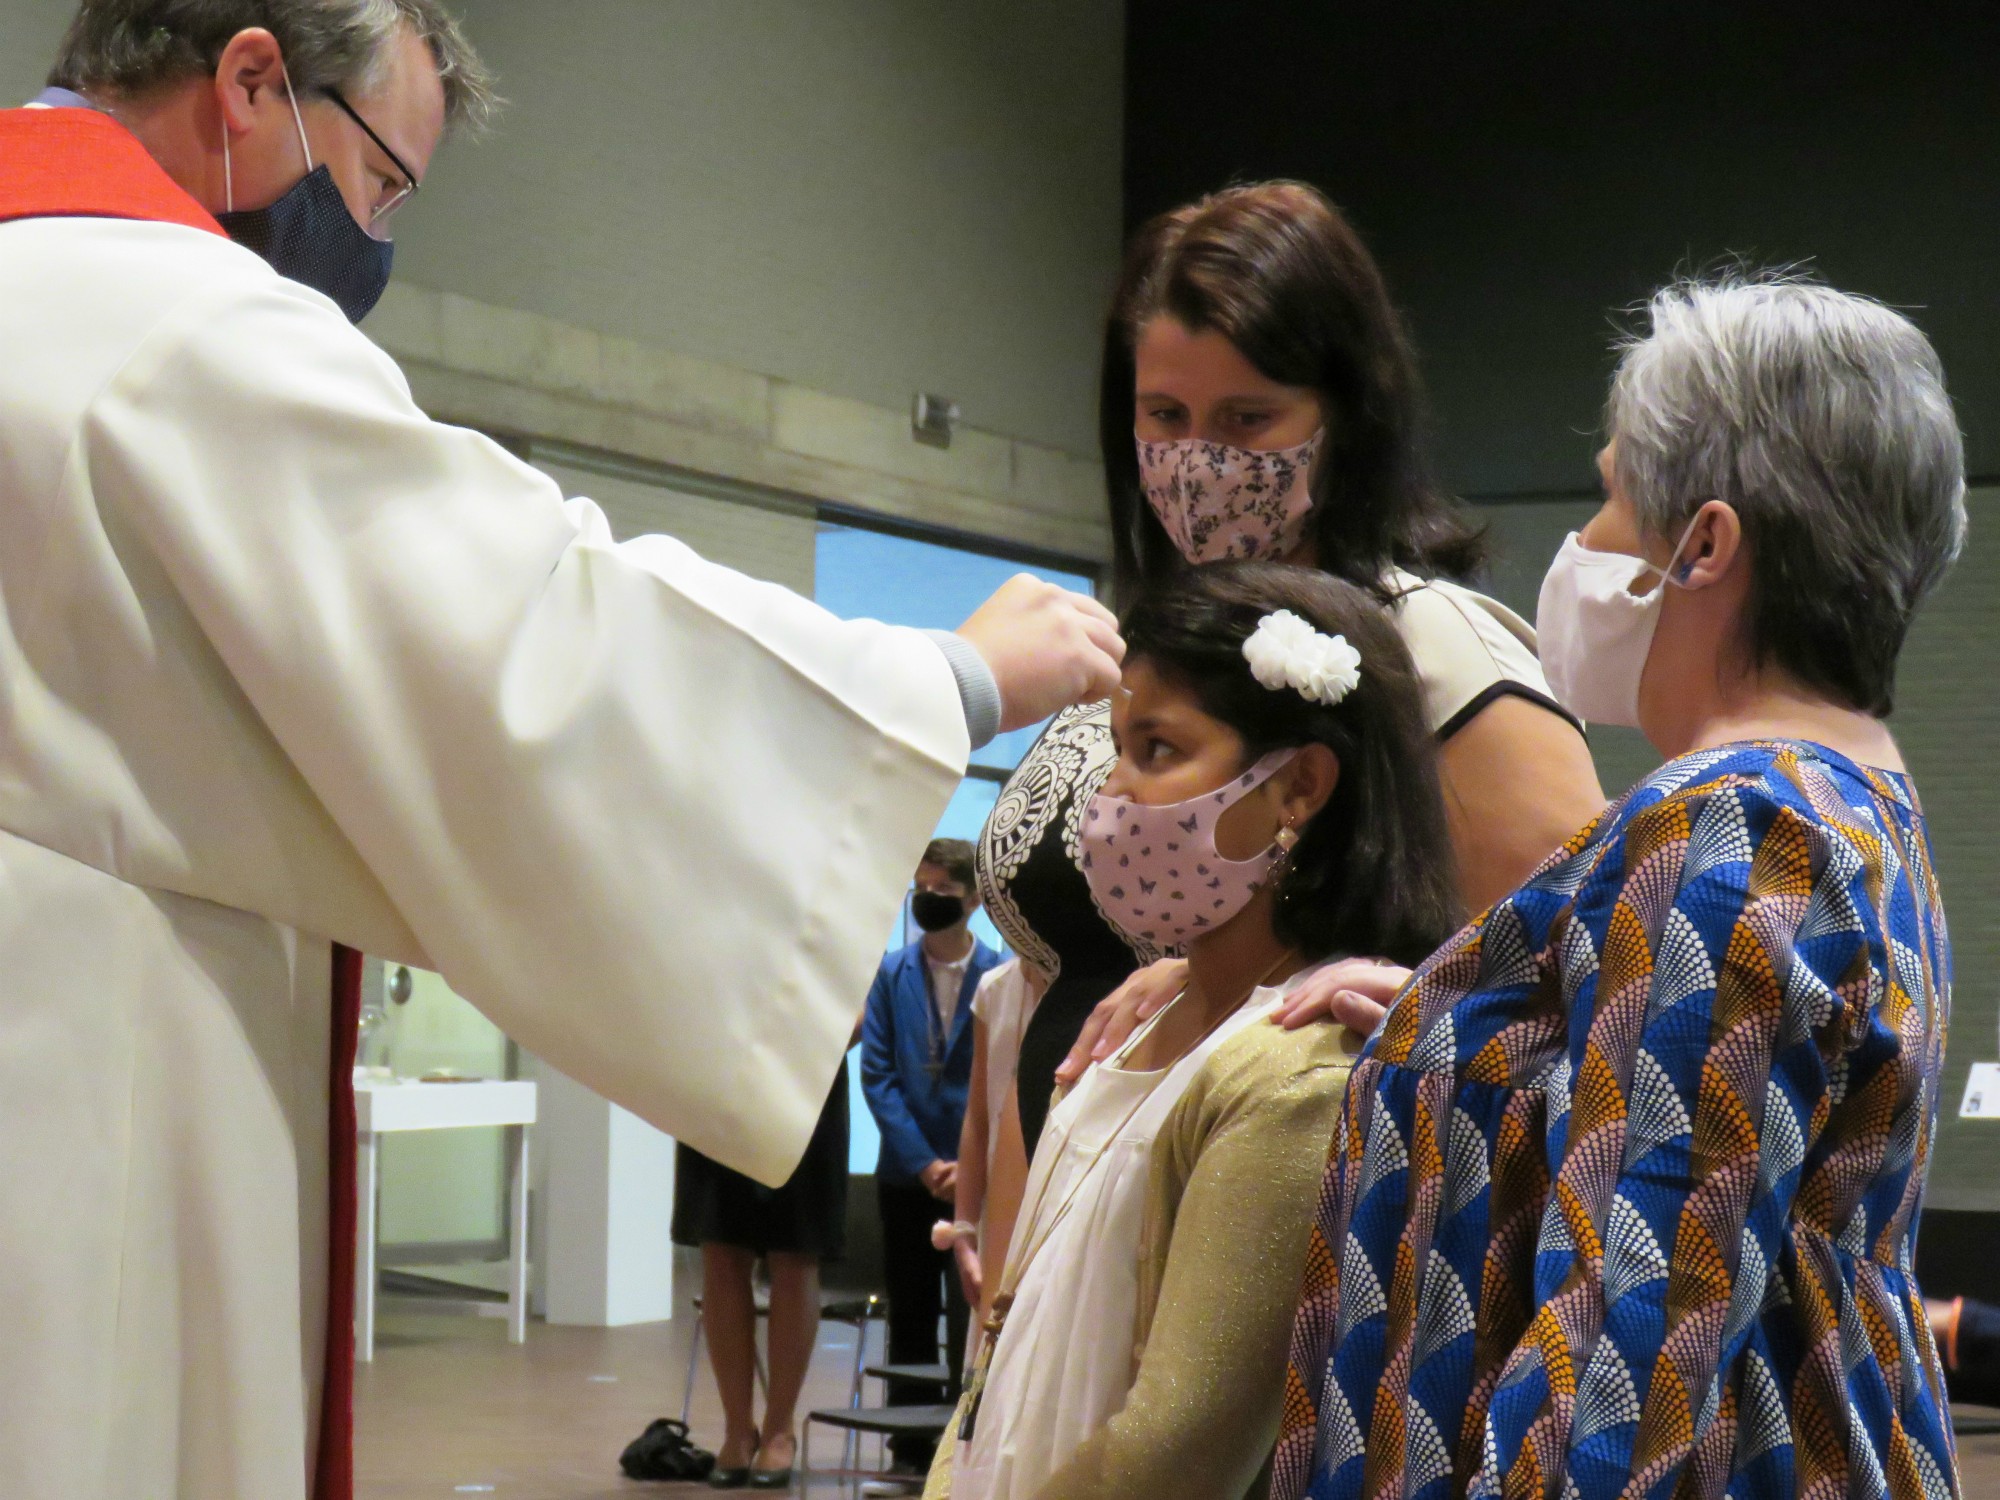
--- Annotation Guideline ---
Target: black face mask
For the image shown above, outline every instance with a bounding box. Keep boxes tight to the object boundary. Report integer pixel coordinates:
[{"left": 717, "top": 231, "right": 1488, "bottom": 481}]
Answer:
[
  {"left": 219, "top": 164, "right": 394, "bottom": 323},
  {"left": 911, "top": 891, "right": 967, "bottom": 933}
]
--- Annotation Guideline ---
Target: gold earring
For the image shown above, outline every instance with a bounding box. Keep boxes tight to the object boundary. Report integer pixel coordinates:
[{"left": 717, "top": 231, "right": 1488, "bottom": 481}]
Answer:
[{"left": 1271, "top": 823, "right": 1301, "bottom": 893}]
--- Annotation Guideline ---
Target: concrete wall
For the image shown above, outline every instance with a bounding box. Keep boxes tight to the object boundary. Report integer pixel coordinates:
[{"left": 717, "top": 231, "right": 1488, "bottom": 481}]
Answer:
[
  {"left": 3, "top": 1, "right": 1125, "bottom": 550},
  {"left": 410, "top": 0, "right": 1122, "bottom": 460}
]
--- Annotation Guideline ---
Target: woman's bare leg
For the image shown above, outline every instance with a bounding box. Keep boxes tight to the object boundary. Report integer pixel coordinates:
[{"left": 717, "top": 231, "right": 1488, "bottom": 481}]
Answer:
[
  {"left": 701, "top": 1242, "right": 761, "bottom": 1468},
  {"left": 755, "top": 1250, "right": 822, "bottom": 1471}
]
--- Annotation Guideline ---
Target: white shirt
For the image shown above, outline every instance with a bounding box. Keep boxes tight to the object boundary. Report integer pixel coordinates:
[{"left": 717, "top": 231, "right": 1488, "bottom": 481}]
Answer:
[{"left": 927, "top": 940, "right": 975, "bottom": 1036}]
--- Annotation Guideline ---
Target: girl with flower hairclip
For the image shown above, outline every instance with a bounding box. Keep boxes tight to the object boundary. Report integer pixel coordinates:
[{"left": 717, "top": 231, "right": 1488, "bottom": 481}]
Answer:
[{"left": 927, "top": 562, "right": 1459, "bottom": 1500}]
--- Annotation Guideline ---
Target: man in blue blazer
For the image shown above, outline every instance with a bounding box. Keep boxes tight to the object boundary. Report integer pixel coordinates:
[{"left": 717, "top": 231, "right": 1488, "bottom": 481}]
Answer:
[{"left": 860, "top": 837, "right": 1001, "bottom": 1483}]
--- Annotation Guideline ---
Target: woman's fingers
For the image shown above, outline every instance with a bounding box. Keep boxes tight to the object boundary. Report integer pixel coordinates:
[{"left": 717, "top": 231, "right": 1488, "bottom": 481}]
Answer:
[
  {"left": 956, "top": 1244, "right": 983, "bottom": 1307},
  {"left": 1271, "top": 957, "right": 1412, "bottom": 1031},
  {"left": 1055, "top": 1000, "right": 1117, "bottom": 1087},
  {"left": 1053, "top": 958, "right": 1188, "bottom": 1085},
  {"left": 1277, "top": 988, "right": 1388, "bottom": 1033},
  {"left": 1132, "top": 961, "right": 1186, "bottom": 1020}
]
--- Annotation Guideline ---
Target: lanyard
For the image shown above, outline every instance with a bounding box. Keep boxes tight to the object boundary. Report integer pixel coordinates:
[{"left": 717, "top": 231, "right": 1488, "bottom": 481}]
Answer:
[{"left": 924, "top": 954, "right": 963, "bottom": 1082}]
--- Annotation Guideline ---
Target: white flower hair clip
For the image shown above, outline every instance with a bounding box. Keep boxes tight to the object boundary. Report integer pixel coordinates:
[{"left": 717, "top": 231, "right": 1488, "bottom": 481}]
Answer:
[{"left": 1242, "top": 610, "right": 1362, "bottom": 706}]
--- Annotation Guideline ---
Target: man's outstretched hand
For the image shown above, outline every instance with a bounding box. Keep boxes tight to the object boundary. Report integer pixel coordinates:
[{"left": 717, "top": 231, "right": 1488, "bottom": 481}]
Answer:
[{"left": 957, "top": 575, "right": 1123, "bottom": 733}]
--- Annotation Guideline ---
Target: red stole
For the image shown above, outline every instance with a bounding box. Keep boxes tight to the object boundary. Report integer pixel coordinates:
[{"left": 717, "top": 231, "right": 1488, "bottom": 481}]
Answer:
[
  {"left": 0, "top": 105, "right": 361, "bottom": 1500},
  {"left": 0, "top": 107, "right": 223, "bottom": 233}
]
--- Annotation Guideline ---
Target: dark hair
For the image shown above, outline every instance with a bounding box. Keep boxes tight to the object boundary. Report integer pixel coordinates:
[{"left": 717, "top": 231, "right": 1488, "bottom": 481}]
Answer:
[
  {"left": 1103, "top": 180, "right": 1485, "bottom": 607},
  {"left": 48, "top": 0, "right": 498, "bottom": 136},
  {"left": 1121, "top": 562, "right": 1460, "bottom": 967},
  {"left": 921, "top": 838, "right": 977, "bottom": 891}
]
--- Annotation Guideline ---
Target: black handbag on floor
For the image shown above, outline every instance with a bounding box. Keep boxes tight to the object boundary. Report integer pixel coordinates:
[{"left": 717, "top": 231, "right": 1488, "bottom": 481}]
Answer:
[{"left": 619, "top": 1418, "right": 718, "bottom": 1482}]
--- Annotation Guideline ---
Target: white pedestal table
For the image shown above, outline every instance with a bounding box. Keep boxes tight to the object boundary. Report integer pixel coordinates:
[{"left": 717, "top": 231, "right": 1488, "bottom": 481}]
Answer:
[{"left": 354, "top": 1076, "right": 538, "bottom": 1362}]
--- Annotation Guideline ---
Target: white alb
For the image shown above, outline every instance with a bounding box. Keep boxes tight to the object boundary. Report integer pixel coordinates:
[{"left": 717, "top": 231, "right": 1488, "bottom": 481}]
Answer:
[{"left": 0, "top": 211, "right": 968, "bottom": 1499}]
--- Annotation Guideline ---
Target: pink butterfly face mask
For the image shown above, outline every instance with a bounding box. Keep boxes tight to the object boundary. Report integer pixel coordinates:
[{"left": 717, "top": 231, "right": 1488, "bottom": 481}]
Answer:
[
  {"left": 1136, "top": 429, "right": 1323, "bottom": 563},
  {"left": 1078, "top": 750, "right": 1297, "bottom": 954}
]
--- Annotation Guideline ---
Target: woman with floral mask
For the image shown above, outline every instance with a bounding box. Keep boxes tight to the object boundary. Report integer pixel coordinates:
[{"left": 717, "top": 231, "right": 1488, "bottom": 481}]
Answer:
[
  {"left": 1276, "top": 273, "right": 1966, "bottom": 1500},
  {"left": 958, "top": 182, "right": 1606, "bottom": 1335},
  {"left": 929, "top": 562, "right": 1458, "bottom": 1500}
]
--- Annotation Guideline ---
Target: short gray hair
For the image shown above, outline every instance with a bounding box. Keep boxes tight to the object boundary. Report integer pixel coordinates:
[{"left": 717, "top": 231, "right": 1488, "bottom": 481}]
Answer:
[
  {"left": 1607, "top": 271, "right": 1966, "bottom": 715},
  {"left": 49, "top": 0, "right": 498, "bottom": 137}
]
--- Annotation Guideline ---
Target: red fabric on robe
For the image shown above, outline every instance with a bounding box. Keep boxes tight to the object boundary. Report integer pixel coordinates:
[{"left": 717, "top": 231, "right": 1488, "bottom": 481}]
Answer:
[
  {"left": 319, "top": 946, "right": 364, "bottom": 1500},
  {"left": 0, "top": 107, "right": 223, "bottom": 234}
]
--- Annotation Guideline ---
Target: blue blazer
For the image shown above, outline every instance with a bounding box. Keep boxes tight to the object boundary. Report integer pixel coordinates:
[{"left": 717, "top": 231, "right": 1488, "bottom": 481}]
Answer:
[{"left": 860, "top": 937, "right": 1001, "bottom": 1184}]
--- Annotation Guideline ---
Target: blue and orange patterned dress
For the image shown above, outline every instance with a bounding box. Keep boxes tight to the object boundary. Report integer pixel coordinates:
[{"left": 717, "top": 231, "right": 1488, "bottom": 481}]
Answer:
[{"left": 1274, "top": 741, "right": 1958, "bottom": 1500}]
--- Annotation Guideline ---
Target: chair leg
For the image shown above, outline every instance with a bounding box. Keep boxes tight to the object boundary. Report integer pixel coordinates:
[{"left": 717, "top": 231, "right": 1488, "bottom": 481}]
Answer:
[
  {"left": 867, "top": 1307, "right": 887, "bottom": 1471},
  {"left": 680, "top": 1307, "right": 705, "bottom": 1427},
  {"left": 840, "top": 1318, "right": 857, "bottom": 1473},
  {"left": 849, "top": 1311, "right": 869, "bottom": 1407}
]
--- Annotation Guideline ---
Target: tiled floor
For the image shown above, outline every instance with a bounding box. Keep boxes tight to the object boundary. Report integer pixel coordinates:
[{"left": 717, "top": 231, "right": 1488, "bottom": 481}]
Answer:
[
  {"left": 355, "top": 1290, "right": 2000, "bottom": 1499},
  {"left": 357, "top": 1263, "right": 909, "bottom": 1500}
]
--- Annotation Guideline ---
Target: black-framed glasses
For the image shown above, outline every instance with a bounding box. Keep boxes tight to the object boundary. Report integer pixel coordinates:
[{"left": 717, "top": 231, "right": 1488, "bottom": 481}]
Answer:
[{"left": 324, "top": 87, "right": 420, "bottom": 228}]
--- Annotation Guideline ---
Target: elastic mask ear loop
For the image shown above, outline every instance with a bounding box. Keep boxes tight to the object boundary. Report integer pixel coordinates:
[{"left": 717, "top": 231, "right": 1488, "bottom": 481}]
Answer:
[
  {"left": 220, "top": 60, "right": 313, "bottom": 212},
  {"left": 279, "top": 61, "right": 315, "bottom": 172},
  {"left": 1659, "top": 511, "right": 1707, "bottom": 589}
]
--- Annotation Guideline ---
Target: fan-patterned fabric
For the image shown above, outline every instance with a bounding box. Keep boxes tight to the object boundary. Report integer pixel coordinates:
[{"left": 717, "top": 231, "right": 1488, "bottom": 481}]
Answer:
[{"left": 1274, "top": 741, "right": 1958, "bottom": 1500}]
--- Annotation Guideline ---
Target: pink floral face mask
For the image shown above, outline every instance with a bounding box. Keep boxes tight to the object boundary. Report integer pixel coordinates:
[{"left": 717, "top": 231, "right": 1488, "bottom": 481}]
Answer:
[
  {"left": 1136, "top": 429, "right": 1323, "bottom": 563},
  {"left": 1078, "top": 750, "right": 1296, "bottom": 954}
]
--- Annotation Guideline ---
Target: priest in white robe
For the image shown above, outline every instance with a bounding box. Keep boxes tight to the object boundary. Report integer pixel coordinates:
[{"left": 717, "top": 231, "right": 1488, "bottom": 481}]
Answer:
[{"left": 0, "top": 5, "right": 1122, "bottom": 1498}]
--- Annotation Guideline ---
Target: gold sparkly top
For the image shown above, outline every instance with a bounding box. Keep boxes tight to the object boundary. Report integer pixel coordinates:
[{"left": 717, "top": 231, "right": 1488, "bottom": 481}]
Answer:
[{"left": 1029, "top": 1012, "right": 1359, "bottom": 1500}]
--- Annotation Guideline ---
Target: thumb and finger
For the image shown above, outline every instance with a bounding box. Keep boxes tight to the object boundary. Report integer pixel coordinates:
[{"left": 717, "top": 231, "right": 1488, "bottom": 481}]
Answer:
[
  {"left": 1067, "top": 590, "right": 1120, "bottom": 631},
  {"left": 1055, "top": 961, "right": 1185, "bottom": 1086},
  {"left": 1272, "top": 957, "right": 1412, "bottom": 1032},
  {"left": 1277, "top": 988, "right": 1385, "bottom": 1033},
  {"left": 1077, "top": 608, "right": 1126, "bottom": 664},
  {"left": 1056, "top": 1005, "right": 1112, "bottom": 1087}
]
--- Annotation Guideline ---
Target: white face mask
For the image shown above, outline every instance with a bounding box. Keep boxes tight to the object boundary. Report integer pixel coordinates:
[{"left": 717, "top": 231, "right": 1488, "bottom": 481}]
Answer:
[{"left": 1535, "top": 516, "right": 1702, "bottom": 727}]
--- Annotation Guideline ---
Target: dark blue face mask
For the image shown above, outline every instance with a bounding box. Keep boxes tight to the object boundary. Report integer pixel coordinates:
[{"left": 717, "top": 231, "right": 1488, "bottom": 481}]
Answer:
[
  {"left": 217, "top": 164, "right": 393, "bottom": 323},
  {"left": 215, "top": 71, "right": 394, "bottom": 323}
]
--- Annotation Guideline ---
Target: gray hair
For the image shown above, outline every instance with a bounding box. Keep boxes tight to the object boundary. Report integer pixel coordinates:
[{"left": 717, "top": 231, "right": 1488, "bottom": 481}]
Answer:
[
  {"left": 1606, "top": 271, "right": 1967, "bottom": 715},
  {"left": 49, "top": 0, "right": 498, "bottom": 137}
]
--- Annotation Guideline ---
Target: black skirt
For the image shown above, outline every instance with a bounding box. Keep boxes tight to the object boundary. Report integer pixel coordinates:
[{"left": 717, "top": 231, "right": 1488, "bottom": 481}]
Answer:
[{"left": 671, "top": 1056, "right": 850, "bottom": 1260}]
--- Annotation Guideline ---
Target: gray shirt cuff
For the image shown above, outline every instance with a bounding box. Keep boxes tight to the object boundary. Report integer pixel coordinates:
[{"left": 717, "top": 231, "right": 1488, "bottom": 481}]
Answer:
[{"left": 923, "top": 630, "right": 1002, "bottom": 751}]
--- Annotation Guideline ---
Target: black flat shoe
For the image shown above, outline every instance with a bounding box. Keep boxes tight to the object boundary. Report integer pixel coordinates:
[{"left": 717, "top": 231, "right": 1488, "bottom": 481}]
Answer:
[
  {"left": 706, "top": 1466, "right": 751, "bottom": 1489},
  {"left": 747, "top": 1431, "right": 797, "bottom": 1490}
]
